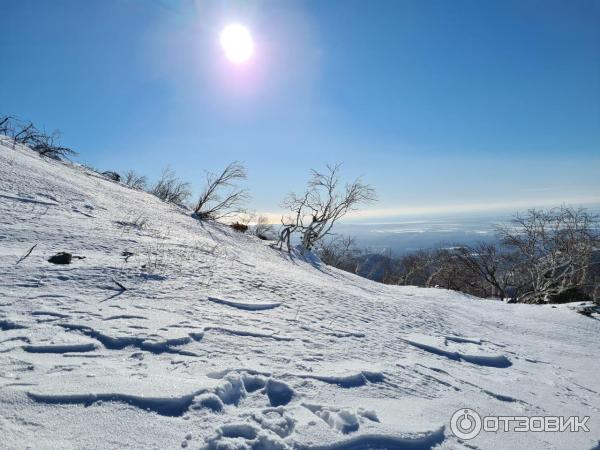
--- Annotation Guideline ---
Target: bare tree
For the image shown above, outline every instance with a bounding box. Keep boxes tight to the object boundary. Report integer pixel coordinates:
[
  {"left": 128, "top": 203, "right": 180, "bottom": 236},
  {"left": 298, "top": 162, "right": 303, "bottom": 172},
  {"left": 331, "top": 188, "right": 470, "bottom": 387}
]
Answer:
[
  {"left": 151, "top": 167, "right": 191, "bottom": 204},
  {"left": 590, "top": 254, "right": 600, "bottom": 305},
  {"left": 123, "top": 170, "right": 148, "bottom": 190},
  {"left": 425, "top": 249, "right": 471, "bottom": 291},
  {"left": 496, "top": 207, "right": 600, "bottom": 303},
  {"left": 277, "top": 198, "right": 304, "bottom": 253},
  {"left": 282, "top": 164, "right": 376, "bottom": 252},
  {"left": 453, "top": 242, "right": 516, "bottom": 300},
  {"left": 277, "top": 220, "right": 297, "bottom": 253},
  {"left": 194, "top": 162, "right": 249, "bottom": 220},
  {"left": 394, "top": 249, "right": 439, "bottom": 286},
  {"left": 1, "top": 116, "right": 76, "bottom": 160},
  {"left": 2, "top": 117, "right": 44, "bottom": 148},
  {"left": 11, "top": 121, "right": 41, "bottom": 147},
  {"left": 29, "top": 129, "right": 77, "bottom": 160},
  {"left": 315, "top": 235, "right": 360, "bottom": 273}
]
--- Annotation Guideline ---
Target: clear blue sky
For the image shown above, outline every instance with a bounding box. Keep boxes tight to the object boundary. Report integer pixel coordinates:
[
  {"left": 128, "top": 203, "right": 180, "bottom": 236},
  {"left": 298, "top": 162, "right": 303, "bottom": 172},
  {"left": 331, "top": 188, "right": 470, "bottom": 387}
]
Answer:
[{"left": 2, "top": 0, "right": 599, "bottom": 220}]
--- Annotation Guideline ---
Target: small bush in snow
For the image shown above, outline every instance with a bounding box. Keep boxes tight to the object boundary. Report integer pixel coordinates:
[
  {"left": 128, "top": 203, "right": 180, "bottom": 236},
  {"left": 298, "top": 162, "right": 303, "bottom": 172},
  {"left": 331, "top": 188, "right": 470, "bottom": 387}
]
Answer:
[
  {"left": 151, "top": 167, "right": 191, "bottom": 205},
  {"left": 115, "top": 214, "right": 148, "bottom": 230},
  {"left": 32, "top": 135, "right": 77, "bottom": 161},
  {"left": 123, "top": 170, "right": 148, "bottom": 190},
  {"left": 102, "top": 171, "right": 121, "bottom": 182},
  {"left": 1, "top": 116, "right": 43, "bottom": 147},
  {"left": 230, "top": 222, "right": 249, "bottom": 233},
  {"left": 1, "top": 116, "right": 77, "bottom": 160},
  {"left": 254, "top": 215, "right": 275, "bottom": 240},
  {"left": 193, "top": 161, "right": 249, "bottom": 220}
]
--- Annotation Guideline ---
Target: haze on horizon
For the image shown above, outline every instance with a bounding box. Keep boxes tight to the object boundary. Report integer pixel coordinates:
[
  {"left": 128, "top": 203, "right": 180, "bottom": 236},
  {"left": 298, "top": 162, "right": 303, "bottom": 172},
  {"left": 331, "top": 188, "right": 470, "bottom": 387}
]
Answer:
[{"left": 1, "top": 0, "right": 598, "bottom": 222}]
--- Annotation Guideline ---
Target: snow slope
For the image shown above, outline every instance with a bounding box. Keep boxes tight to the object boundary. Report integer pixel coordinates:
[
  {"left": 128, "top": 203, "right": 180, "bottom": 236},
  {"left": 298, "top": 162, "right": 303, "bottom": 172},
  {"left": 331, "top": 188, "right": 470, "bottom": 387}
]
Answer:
[{"left": 0, "top": 140, "right": 599, "bottom": 450}]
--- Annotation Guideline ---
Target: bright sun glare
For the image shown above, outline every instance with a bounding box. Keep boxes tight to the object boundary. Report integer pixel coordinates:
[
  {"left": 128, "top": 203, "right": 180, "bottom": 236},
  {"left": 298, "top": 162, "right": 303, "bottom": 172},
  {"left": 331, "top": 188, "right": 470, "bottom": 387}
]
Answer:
[{"left": 220, "top": 24, "right": 254, "bottom": 64}]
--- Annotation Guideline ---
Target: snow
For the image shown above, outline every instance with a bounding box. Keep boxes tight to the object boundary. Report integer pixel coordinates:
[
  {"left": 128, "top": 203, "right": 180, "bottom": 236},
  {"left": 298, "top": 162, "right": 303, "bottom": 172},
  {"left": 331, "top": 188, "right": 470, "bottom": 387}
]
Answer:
[
  {"left": 401, "top": 334, "right": 513, "bottom": 368},
  {"left": 1, "top": 139, "right": 599, "bottom": 449},
  {"left": 208, "top": 296, "right": 283, "bottom": 311},
  {"left": 265, "top": 378, "right": 295, "bottom": 407}
]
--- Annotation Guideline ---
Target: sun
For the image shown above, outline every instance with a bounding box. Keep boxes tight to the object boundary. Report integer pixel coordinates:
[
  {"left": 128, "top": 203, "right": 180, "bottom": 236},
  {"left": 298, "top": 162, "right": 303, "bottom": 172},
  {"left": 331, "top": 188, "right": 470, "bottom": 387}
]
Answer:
[{"left": 220, "top": 24, "right": 254, "bottom": 64}]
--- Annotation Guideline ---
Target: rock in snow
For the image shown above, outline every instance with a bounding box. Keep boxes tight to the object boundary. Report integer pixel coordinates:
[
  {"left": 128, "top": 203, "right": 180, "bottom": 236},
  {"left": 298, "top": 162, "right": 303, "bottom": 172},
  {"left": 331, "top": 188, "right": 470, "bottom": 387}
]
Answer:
[
  {"left": 47, "top": 252, "right": 72, "bottom": 265},
  {"left": 0, "top": 139, "right": 599, "bottom": 449}
]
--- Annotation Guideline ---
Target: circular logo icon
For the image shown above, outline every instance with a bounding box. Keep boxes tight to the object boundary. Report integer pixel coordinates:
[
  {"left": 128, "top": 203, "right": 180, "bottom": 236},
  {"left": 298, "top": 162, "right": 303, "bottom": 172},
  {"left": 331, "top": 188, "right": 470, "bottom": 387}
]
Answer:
[{"left": 450, "top": 408, "right": 482, "bottom": 440}]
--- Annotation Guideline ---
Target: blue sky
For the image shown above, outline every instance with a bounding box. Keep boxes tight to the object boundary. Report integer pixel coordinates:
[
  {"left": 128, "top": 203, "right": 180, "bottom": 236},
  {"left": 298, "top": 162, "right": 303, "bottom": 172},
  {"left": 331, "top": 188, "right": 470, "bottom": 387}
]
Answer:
[{"left": 1, "top": 0, "right": 599, "bottom": 221}]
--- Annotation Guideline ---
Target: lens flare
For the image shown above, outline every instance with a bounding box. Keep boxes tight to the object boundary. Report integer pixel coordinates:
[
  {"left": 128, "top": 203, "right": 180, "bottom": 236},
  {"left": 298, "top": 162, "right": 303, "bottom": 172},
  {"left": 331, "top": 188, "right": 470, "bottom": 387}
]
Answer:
[{"left": 220, "top": 24, "right": 254, "bottom": 64}]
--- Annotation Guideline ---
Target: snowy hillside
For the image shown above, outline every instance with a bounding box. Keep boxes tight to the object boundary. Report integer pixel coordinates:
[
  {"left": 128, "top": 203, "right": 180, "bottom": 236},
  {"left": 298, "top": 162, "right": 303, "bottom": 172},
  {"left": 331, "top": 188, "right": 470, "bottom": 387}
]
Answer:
[{"left": 1, "top": 140, "right": 599, "bottom": 450}]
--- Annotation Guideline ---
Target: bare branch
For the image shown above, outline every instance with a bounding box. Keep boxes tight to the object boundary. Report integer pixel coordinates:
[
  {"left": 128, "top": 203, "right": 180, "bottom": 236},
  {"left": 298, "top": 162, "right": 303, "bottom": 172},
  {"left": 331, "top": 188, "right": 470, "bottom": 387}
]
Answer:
[
  {"left": 194, "top": 162, "right": 250, "bottom": 220},
  {"left": 16, "top": 243, "right": 38, "bottom": 265}
]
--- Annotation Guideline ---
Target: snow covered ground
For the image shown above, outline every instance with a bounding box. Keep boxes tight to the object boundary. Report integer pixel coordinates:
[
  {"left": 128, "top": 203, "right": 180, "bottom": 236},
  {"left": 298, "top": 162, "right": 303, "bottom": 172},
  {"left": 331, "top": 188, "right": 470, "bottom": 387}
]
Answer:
[{"left": 1, "top": 140, "right": 599, "bottom": 450}]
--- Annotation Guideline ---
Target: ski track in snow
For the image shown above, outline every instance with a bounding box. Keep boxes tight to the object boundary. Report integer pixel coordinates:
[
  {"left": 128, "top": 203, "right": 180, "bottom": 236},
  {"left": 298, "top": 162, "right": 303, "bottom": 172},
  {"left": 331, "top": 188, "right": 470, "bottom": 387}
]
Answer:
[{"left": 1, "top": 140, "right": 600, "bottom": 449}]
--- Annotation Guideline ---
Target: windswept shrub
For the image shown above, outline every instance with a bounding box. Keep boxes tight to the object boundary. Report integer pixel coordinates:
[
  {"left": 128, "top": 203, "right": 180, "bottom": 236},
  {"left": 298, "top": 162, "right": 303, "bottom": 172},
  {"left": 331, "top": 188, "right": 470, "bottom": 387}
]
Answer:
[
  {"left": 8, "top": 119, "right": 44, "bottom": 147},
  {"left": 115, "top": 214, "right": 148, "bottom": 230},
  {"left": 1, "top": 116, "right": 77, "bottom": 160},
  {"left": 194, "top": 162, "right": 249, "bottom": 220},
  {"left": 254, "top": 215, "right": 275, "bottom": 240},
  {"left": 151, "top": 167, "right": 191, "bottom": 205},
  {"left": 123, "top": 170, "right": 148, "bottom": 190}
]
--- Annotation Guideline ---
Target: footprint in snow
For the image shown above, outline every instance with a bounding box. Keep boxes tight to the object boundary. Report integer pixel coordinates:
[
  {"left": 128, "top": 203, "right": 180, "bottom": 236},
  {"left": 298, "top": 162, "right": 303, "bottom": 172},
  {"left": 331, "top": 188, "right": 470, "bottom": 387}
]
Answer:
[{"left": 303, "top": 404, "right": 379, "bottom": 434}]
